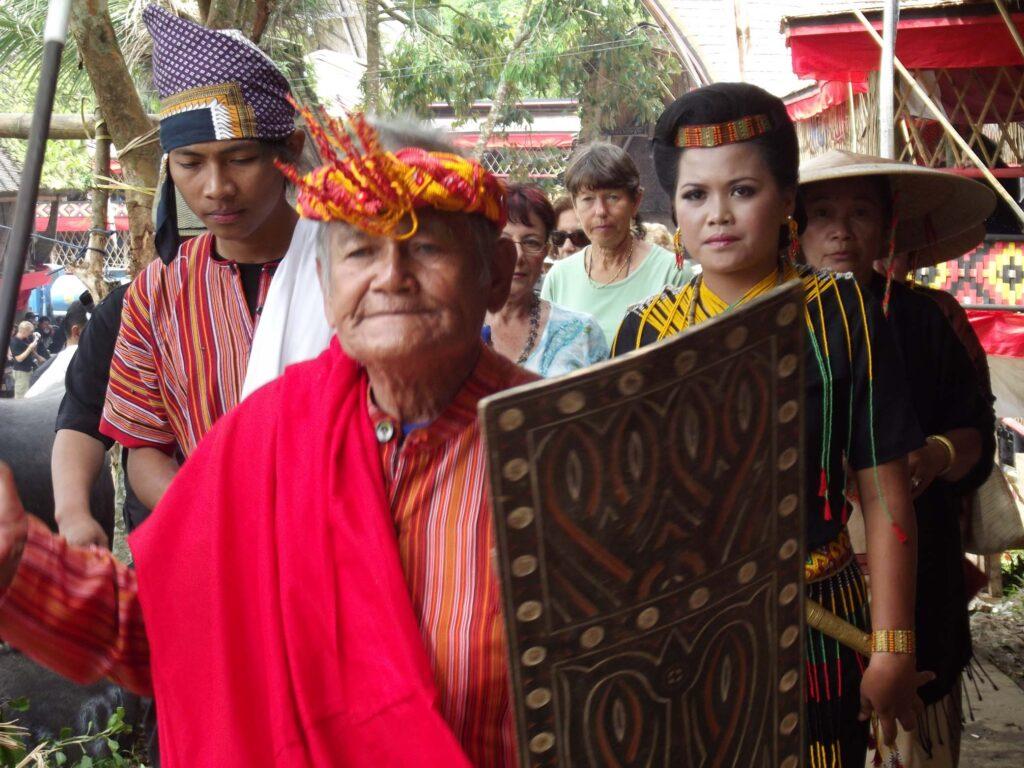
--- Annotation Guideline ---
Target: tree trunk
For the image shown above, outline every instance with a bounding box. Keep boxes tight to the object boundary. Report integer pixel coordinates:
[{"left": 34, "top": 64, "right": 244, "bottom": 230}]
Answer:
[
  {"left": 76, "top": 120, "right": 111, "bottom": 303},
  {"left": 70, "top": 1, "right": 161, "bottom": 278},
  {"left": 364, "top": 0, "right": 381, "bottom": 112},
  {"left": 205, "top": 0, "right": 242, "bottom": 29},
  {"left": 473, "top": 0, "right": 539, "bottom": 158}
]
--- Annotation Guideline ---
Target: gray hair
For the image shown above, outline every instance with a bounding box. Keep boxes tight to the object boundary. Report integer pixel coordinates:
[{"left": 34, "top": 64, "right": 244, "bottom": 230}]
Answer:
[{"left": 315, "top": 117, "right": 500, "bottom": 296}]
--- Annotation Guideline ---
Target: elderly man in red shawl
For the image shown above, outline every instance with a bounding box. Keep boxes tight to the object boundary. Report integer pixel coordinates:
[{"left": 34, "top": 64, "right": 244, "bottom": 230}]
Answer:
[{"left": 0, "top": 111, "right": 531, "bottom": 767}]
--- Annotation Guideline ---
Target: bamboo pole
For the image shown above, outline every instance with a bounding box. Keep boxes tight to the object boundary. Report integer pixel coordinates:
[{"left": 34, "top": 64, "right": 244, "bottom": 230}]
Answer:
[
  {"left": 0, "top": 113, "right": 158, "bottom": 141},
  {"left": 82, "top": 121, "right": 111, "bottom": 303},
  {"left": 994, "top": 0, "right": 1024, "bottom": 62},
  {"left": 853, "top": 8, "right": 1024, "bottom": 227},
  {"left": 879, "top": 0, "right": 899, "bottom": 158}
]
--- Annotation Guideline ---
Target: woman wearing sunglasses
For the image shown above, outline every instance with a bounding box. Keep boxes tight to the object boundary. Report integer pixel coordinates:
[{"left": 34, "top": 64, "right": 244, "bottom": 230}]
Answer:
[
  {"left": 541, "top": 143, "right": 694, "bottom": 345},
  {"left": 484, "top": 184, "right": 609, "bottom": 377},
  {"left": 550, "top": 196, "right": 589, "bottom": 260}
]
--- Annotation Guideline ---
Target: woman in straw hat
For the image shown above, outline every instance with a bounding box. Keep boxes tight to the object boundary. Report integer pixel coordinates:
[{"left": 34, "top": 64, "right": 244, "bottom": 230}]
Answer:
[
  {"left": 800, "top": 151, "right": 997, "bottom": 768},
  {"left": 614, "top": 82, "right": 931, "bottom": 768}
]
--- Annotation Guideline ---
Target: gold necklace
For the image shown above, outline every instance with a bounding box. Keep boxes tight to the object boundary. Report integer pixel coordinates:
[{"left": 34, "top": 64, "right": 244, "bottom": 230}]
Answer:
[{"left": 586, "top": 239, "right": 635, "bottom": 285}]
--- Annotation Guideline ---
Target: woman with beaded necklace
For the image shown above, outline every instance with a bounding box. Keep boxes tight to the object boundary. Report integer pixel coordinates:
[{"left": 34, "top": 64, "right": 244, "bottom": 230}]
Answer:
[
  {"left": 541, "top": 142, "right": 693, "bottom": 345},
  {"left": 613, "top": 83, "right": 932, "bottom": 768},
  {"left": 485, "top": 184, "right": 608, "bottom": 377}
]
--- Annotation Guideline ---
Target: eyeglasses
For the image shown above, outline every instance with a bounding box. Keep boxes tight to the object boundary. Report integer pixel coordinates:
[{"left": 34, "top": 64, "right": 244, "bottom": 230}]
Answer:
[
  {"left": 505, "top": 237, "right": 548, "bottom": 257},
  {"left": 550, "top": 229, "right": 590, "bottom": 249}
]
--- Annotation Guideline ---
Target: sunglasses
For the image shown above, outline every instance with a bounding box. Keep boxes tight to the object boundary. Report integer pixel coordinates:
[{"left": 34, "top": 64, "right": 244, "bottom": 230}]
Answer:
[{"left": 550, "top": 229, "right": 590, "bottom": 248}]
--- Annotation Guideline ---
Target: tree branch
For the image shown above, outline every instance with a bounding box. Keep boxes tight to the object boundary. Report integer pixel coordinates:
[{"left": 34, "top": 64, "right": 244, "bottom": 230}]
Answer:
[
  {"left": 251, "top": 0, "right": 273, "bottom": 43},
  {"left": 473, "top": 0, "right": 544, "bottom": 158}
]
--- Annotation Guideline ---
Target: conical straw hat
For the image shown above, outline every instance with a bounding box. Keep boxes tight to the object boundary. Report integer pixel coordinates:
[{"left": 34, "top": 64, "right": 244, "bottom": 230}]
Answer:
[{"left": 799, "top": 149, "right": 995, "bottom": 261}]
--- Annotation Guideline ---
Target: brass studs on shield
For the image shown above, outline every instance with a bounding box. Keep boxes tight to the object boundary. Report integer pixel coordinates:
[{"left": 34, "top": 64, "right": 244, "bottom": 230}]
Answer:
[
  {"left": 498, "top": 408, "right": 524, "bottom": 432},
  {"left": 557, "top": 390, "right": 585, "bottom": 415},
  {"left": 503, "top": 458, "right": 529, "bottom": 482}
]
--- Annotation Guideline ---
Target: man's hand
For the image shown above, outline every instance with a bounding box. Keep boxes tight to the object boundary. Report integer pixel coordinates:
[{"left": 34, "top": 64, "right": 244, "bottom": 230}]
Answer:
[
  {"left": 56, "top": 509, "right": 109, "bottom": 549},
  {"left": 0, "top": 463, "right": 29, "bottom": 592},
  {"left": 858, "top": 653, "right": 934, "bottom": 745}
]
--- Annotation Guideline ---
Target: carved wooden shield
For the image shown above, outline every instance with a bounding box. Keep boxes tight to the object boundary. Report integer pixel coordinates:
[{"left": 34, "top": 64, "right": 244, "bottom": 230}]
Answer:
[{"left": 480, "top": 283, "right": 807, "bottom": 768}]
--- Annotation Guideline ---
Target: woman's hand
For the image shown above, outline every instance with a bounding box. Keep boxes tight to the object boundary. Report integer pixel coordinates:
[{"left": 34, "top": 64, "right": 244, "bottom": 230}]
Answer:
[
  {"left": 907, "top": 439, "right": 950, "bottom": 498},
  {"left": 858, "top": 653, "right": 934, "bottom": 745}
]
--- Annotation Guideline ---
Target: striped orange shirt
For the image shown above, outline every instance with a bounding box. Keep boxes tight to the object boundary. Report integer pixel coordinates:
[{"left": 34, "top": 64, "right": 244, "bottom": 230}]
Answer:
[
  {"left": 100, "top": 234, "right": 277, "bottom": 456},
  {"left": 373, "top": 346, "right": 533, "bottom": 768},
  {"left": 0, "top": 345, "right": 535, "bottom": 766}
]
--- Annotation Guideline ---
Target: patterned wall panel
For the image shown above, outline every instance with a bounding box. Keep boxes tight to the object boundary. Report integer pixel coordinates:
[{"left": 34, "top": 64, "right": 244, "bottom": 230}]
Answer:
[
  {"left": 481, "top": 284, "right": 807, "bottom": 767},
  {"left": 916, "top": 237, "right": 1024, "bottom": 306}
]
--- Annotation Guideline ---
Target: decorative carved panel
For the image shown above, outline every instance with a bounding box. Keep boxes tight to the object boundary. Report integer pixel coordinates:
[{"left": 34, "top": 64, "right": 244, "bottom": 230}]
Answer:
[{"left": 481, "top": 283, "right": 807, "bottom": 768}]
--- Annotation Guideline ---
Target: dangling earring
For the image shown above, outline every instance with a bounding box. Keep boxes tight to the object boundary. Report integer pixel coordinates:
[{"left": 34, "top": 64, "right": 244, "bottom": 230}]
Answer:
[
  {"left": 786, "top": 216, "right": 800, "bottom": 263},
  {"left": 881, "top": 201, "right": 899, "bottom": 317},
  {"left": 673, "top": 227, "right": 686, "bottom": 269}
]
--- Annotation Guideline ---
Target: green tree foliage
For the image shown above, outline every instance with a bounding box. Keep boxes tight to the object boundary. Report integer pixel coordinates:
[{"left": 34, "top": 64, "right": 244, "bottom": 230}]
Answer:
[{"left": 376, "top": 0, "right": 680, "bottom": 137}]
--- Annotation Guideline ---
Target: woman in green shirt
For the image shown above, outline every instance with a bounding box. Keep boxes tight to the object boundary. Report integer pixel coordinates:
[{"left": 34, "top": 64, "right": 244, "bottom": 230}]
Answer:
[{"left": 541, "top": 142, "right": 693, "bottom": 344}]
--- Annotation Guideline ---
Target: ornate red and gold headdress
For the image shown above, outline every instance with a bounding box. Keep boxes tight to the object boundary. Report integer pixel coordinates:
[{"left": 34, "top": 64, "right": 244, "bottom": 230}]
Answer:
[
  {"left": 674, "top": 113, "right": 774, "bottom": 149},
  {"left": 277, "top": 101, "right": 506, "bottom": 239}
]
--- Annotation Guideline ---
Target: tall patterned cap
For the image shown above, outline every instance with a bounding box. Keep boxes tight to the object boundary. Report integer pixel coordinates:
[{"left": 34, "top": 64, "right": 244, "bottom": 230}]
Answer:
[{"left": 143, "top": 4, "right": 294, "bottom": 153}]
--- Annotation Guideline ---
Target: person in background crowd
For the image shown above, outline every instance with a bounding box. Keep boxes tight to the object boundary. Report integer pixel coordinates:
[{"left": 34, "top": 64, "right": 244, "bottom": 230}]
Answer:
[
  {"left": 35, "top": 315, "right": 64, "bottom": 358},
  {"left": 541, "top": 142, "right": 693, "bottom": 344},
  {"left": 484, "top": 184, "right": 608, "bottom": 377},
  {"left": 25, "top": 302, "right": 88, "bottom": 399},
  {"left": 99, "top": 6, "right": 330, "bottom": 512},
  {"left": 549, "top": 194, "right": 589, "bottom": 261},
  {"left": 51, "top": 283, "right": 150, "bottom": 548},
  {"left": 642, "top": 221, "right": 674, "bottom": 251},
  {"left": 7, "top": 322, "right": 43, "bottom": 399},
  {"left": 800, "top": 150, "right": 996, "bottom": 768},
  {"left": 615, "top": 82, "right": 929, "bottom": 768}
]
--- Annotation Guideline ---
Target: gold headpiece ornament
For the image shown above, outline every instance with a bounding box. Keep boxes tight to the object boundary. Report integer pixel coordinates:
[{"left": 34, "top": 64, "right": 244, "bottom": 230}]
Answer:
[
  {"left": 276, "top": 100, "right": 506, "bottom": 239},
  {"left": 675, "top": 113, "right": 774, "bottom": 149}
]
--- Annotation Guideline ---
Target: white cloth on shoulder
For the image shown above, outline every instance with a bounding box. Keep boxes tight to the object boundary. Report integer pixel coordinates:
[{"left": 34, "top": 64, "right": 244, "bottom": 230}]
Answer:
[{"left": 241, "top": 218, "right": 332, "bottom": 400}]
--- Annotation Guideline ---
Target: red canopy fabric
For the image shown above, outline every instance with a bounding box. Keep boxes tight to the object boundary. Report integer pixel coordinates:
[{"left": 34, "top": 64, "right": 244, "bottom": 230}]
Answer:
[
  {"left": 785, "top": 81, "right": 869, "bottom": 121},
  {"left": 0, "top": 270, "right": 51, "bottom": 309},
  {"left": 34, "top": 216, "right": 131, "bottom": 233},
  {"left": 967, "top": 309, "right": 1024, "bottom": 358},
  {"left": 449, "top": 132, "right": 574, "bottom": 150},
  {"left": 787, "top": 13, "right": 1024, "bottom": 81}
]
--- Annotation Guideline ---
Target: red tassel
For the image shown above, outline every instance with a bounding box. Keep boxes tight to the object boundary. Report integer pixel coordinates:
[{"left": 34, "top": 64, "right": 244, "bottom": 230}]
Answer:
[
  {"left": 818, "top": 469, "right": 828, "bottom": 497},
  {"left": 891, "top": 521, "right": 909, "bottom": 544},
  {"left": 823, "top": 497, "right": 833, "bottom": 521}
]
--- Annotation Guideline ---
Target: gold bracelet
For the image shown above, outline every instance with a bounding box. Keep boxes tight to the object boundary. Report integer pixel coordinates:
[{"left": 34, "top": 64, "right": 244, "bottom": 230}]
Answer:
[
  {"left": 927, "top": 434, "right": 956, "bottom": 476},
  {"left": 871, "top": 629, "right": 915, "bottom": 654}
]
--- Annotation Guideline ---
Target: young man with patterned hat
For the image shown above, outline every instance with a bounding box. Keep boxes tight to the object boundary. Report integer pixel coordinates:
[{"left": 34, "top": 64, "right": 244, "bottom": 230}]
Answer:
[
  {"left": 0, "top": 108, "right": 534, "bottom": 766},
  {"left": 97, "top": 5, "right": 330, "bottom": 511}
]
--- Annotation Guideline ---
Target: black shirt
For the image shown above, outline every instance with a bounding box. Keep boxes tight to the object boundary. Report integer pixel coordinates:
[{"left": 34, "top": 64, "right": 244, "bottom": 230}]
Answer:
[
  {"left": 8, "top": 336, "right": 36, "bottom": 372},
  {"left": 873, "top": 275, "right": 995, "bottom": 703},
  {"left": 56, "top": 283, "right": 151, "bottom": 530},
  {"left": 615, "top": 268, "right": 924, "bottom": 550}
]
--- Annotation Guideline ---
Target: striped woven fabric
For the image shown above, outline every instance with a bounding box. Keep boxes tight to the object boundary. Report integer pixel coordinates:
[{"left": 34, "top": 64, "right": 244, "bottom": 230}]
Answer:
[
  {"left": 374, "top": 346, "right": 535, "bottom": 768},
  {"left": 100, "top": 234, "right": 277, "bottom": 456}
]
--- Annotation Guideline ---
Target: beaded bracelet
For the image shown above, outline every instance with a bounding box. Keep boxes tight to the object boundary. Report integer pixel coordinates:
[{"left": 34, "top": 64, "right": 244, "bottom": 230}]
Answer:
[{"left": 871, "top": 629, "right": 915, "bottom": 654}]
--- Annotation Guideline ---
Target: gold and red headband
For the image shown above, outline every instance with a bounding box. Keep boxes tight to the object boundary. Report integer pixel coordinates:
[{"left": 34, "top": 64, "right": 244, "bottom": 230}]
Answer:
[
  {"left": 674, "top": 113, "right": 774, "bottom": 149},
  {"left": 277, "top": 102, "right": 506, "bottom": 239}
]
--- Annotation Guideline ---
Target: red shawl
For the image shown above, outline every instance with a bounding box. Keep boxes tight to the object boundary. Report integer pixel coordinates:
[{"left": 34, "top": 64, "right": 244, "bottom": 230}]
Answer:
[{"left": 129, "top": 340, "right": 470, "bottom": 767}]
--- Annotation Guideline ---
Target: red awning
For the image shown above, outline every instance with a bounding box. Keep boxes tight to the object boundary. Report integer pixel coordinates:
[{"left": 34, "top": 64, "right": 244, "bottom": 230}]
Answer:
[
  {"left": 787, "top": 12, "right": 1024, "bottom": 81},
  {"left": 785, "top": 81, "right": 869, "bottom": 121},
  {"left": 34, "top": 216, "right": 131, "bottom": 233},
  {"left": 968, "top": 309, "right": 1024, "bottom": 359},
  {"left": 0, "top": 269, "right": 51, "bottom": 307},
  {"left": 449, "top": 132, "right": 575, "bottom": 150}
]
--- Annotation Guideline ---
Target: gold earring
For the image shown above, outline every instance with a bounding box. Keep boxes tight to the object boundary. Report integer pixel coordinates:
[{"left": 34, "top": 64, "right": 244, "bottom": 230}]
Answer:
[
  {"left": 786, "top": 216, "right": 800, "bottom": 262},
  {"left": 673, "top": 228, "right": 686, "bottom": 269}
]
